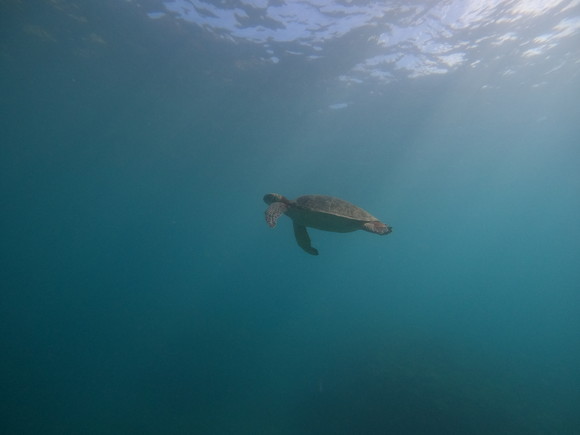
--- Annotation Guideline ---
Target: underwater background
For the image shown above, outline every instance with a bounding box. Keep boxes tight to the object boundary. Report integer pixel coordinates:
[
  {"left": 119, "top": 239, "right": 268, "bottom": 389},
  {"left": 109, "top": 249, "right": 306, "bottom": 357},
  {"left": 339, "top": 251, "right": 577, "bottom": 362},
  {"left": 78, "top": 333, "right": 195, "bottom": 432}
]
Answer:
[{"left": 1, "top": 1, "right": 579, "bottom": 433}]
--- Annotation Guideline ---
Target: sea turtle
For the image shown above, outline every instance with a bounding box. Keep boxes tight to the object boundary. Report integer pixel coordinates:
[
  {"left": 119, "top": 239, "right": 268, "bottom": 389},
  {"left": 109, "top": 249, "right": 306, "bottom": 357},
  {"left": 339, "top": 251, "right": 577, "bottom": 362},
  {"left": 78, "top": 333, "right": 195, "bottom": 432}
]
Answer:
[{"left": 263, "top": 193, "right": 392, "bottom": 256}]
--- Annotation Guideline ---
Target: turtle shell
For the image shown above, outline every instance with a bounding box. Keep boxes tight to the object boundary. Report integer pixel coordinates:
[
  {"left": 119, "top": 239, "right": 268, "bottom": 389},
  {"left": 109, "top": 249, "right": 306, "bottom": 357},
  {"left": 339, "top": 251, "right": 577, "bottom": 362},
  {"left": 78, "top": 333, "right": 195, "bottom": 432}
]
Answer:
[{"left": 294, "top": 195, "right": 378, "bottom": 222}]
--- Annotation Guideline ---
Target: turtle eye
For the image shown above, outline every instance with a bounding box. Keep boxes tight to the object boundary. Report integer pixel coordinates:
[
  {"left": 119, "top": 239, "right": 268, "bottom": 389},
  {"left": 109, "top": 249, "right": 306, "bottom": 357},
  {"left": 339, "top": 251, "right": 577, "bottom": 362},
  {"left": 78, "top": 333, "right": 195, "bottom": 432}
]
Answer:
[{"left": 263, "top": 194, "right": 277, "bottom": 204}]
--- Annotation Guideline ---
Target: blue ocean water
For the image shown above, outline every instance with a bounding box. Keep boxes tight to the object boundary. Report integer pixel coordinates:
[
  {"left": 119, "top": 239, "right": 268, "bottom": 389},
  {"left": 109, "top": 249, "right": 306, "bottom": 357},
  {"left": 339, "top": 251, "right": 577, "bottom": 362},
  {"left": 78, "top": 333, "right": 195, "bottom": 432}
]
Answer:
[{"left": 1, "top": 1, "right": 579, "bottom": 434}]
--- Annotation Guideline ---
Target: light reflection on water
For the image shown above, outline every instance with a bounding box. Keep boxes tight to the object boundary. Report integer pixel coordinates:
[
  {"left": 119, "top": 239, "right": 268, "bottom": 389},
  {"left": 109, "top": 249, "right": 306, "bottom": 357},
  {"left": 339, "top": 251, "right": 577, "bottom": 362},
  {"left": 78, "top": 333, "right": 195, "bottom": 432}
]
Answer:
[{"left": 157, "top": 0, "right": 580, "bottom": 83}]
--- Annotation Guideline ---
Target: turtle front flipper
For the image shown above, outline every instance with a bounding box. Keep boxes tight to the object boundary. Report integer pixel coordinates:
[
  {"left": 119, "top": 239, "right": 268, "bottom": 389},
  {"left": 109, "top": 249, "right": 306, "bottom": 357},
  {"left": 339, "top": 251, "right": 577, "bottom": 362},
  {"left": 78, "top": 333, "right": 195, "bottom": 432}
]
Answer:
[
  {"left": 265, "top": 202, "right": 289, "bottom": 228},
  {"left": 293, "top": 223, "right": 319, "bottom": 256}
]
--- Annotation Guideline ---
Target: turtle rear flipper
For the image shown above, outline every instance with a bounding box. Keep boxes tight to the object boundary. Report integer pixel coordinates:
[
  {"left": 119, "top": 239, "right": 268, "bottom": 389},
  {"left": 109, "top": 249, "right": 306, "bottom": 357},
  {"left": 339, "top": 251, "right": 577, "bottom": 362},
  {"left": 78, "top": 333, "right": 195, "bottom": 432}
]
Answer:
[
  {"left": 362, "top": 221, "right": 392, "bottom": 235},
  {"left": 293, "top": 223, "right": 319, "bottom": 256},
  {"left": 265, "top": 202, "right": 289, "bottom": 228}
]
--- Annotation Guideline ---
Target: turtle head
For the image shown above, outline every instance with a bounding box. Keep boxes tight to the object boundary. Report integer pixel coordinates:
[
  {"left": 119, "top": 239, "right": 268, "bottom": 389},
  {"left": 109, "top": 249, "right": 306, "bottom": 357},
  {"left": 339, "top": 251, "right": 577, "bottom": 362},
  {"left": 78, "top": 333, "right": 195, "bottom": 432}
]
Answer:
[{"left": 263, "top": 193, "right": 288, "bottom": 205}]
